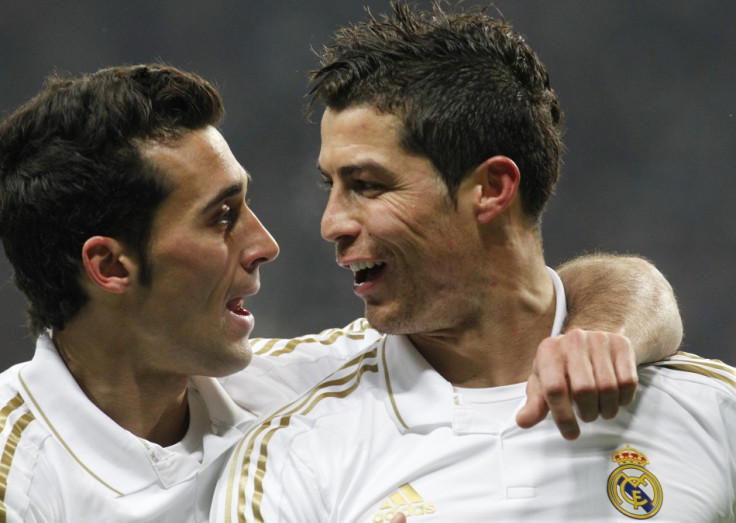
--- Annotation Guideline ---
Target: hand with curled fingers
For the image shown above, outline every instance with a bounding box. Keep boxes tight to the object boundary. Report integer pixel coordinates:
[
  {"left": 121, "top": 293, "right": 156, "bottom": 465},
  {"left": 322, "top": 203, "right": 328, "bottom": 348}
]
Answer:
[{"left": 516, "top": 329, "right": 638, "bottom": 440}]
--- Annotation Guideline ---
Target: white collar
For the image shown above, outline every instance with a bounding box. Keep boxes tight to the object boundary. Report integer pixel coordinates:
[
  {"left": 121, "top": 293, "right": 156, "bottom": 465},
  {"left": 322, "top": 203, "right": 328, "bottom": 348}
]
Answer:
[
  {"left": 18, "top": 335, "right": 253, "bottom": 495},
  {"left": 381, "top": 267, "right": 567, "bottom": 433}
]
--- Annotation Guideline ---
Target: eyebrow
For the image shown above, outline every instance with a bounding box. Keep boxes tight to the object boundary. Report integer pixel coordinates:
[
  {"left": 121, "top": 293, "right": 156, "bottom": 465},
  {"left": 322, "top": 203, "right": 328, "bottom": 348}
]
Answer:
[
  {"left": 318, "top": 160, "right": 393, "bottom": 179},
  {"left": 201, "top": 173, "right": 251, "bottom": 214}
]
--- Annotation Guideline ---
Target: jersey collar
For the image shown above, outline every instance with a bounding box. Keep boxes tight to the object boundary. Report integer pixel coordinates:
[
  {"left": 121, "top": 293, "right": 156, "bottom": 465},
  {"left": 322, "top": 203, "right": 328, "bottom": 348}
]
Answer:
[
  {"left": 18, "top": 335, "right": 253, "bottom": 495},
  {"left": 381, "top": 267, "right": 567, "bottom": 434}
]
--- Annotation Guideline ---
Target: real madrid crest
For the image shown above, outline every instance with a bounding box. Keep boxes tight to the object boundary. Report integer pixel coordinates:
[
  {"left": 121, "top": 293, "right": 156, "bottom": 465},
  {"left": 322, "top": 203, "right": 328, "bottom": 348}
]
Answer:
[{"left": 607, "top": 445, "right": 663, "bottom": 519}]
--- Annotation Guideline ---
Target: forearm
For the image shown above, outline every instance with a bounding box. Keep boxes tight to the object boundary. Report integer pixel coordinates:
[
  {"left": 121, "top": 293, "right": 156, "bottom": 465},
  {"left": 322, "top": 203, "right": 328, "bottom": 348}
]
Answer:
[{"left": 557, "top": 253, "right": 682, "bottom": 363}]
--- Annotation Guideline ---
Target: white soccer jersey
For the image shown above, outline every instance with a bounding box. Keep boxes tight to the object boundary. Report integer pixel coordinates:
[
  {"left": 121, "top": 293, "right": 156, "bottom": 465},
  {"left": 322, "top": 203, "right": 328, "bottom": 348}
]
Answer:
[
  {"left": 221, "top": 318, "right": 382, "bottom": 417},
  {"left": 0, "top": 321, "right": 377, "bottom": 522},
  {"left": 0, "top": 335, "right": 258, "bottom": 522},
  {"left": 213, "top": 295, "right": 736, "bottom": 521}
]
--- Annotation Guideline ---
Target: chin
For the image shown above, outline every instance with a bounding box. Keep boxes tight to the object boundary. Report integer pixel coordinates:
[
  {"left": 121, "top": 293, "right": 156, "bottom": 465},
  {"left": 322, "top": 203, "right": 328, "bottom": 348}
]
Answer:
[
  {"left": 207, "top": 344, "right": 253, "bottom": 378},
  {"left": 365, "top": 309, "right": 411, "bottom": 335}
]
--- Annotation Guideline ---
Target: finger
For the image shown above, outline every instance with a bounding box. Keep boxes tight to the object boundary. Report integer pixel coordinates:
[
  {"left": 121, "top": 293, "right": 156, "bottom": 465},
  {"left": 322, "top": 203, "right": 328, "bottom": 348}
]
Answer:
[
  {"left": 390, "top": 513, "right": 407, "bottom": 523},
  {"left": 587, "top": 333, "right": 638, "bottom": 418},
  {"left": 516, "top": 375, "right": 550, "bottom": 429},
  {"left": 587, "top": 332, "right": 620, "bottom": 420},
  {"left": 564, "top": 331, "right": 599, "bottom": 423},
  {"left": 611, "top": 336, "right": 638, "bottom": 407},
  {"left": 548, "top": 389, "right": 581, "bottom": 440},
  {"left": 534, "top": 337, "right": 580, "bottom": 439}
]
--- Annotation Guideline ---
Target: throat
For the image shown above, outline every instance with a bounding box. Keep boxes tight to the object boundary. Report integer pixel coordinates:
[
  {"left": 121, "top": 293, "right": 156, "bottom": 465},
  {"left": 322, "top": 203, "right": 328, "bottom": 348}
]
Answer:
[{"left": 409, "top": 325, "right": 539, "bottom": 388}]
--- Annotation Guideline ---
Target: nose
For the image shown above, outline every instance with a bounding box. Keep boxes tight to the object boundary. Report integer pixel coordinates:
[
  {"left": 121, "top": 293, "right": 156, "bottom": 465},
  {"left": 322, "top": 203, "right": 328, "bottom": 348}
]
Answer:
[
  {"left": 238, "top": 207, "right": 279, "bottom": 271},
  {"left": 320, "top": 187, "right": 361, "bottom": 243}
]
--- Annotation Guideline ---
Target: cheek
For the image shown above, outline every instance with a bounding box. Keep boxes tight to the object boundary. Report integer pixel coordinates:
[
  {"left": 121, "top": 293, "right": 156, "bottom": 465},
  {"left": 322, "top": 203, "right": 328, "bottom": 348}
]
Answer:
[
  {"left": 373, "top": 198, "right": 436, "bottom": 239},
  {"left": 155, "top": 231, "right": 231, "bottom": 267},
  {"left": 151, "top": 240, "right": 230, "bottom": 291},
  {"left": 383, "top": 209, "right": 458, "bottom": 253}
]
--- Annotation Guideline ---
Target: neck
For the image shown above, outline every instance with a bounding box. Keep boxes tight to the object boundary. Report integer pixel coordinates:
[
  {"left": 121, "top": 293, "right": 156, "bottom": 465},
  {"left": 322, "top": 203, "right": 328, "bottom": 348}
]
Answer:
[
  {"left": 53, "top": 323, "right": 190, "bottom": 447},
  {"left": 409, "top": 246, "right": 556, "bottom": 388}
]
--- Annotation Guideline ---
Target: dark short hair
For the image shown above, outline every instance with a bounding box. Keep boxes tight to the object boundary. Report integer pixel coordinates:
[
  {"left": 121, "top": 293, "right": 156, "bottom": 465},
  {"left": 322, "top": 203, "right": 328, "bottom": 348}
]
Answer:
[
  {"left": 309, "top": 1, "right": 564, "bottom": 222},
  {"left": 0, "top": 64, "right": 225, "bottom": 335}
]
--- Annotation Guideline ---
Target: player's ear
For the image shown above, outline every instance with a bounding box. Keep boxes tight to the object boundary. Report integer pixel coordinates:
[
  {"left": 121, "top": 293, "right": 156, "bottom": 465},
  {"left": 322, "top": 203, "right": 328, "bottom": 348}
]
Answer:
[
  {"left": 81, "top": 236, "right": 138, "bottom": 294},
  {"left": 471, "top": 155, "right": 521, "bottom": 223}
]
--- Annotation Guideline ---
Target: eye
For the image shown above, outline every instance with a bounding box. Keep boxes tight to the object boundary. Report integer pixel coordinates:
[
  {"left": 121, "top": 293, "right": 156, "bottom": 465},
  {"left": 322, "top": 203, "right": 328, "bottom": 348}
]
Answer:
[
  {"left": 353, "top": 179, "right": 384, "bottom": 195},
  {"left": 318, "top": 177, "right": 333, "bottom": 191},
  {"left": 216, "top": 205, "right": 237, "bottom": 230},
  {"left": 356, "top": 180, "right": 378, "bottom": 190}
]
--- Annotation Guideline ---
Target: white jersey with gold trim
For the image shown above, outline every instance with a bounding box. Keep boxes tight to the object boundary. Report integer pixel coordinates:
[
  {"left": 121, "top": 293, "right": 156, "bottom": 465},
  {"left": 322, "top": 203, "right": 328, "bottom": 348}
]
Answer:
[
  {"left": 0, "top": 335, "right": 256, "bottom": 522},
  {"left": 213, "top": 322, "right": 735, "bottom": 520},
  {"left": 0, "top": 321, "right": 378, "bottom": 522},
  {"left": 221, "top": 318, "right": 382, "bottom": 416}
]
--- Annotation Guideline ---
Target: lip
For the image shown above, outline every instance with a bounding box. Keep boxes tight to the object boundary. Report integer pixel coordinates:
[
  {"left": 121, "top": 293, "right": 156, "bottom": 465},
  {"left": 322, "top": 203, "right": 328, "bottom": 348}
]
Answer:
[
  {"left": 225, "top": 281, "right": 261, "bottom": 304},
  {"left": 224, "top": 287, "right": 259, "bottom": 338},
  {"left": 226, "top": 307, "right": 254, "bottom": 338},
  {"left": 352, "top": 278, "right": 379, "bottom": 297}
]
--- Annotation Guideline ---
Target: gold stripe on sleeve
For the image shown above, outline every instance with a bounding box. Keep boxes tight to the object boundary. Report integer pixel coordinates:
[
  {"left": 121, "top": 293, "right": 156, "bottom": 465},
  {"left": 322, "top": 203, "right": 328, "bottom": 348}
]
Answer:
[
  {"left": 225, "top": 348, "right": 379, "bottom": 523},
  {"left": 674, "top": 351, "right": 736, "bottom": 374},
  {"left": 251, "top": 338, "right": 278, "bottom": 355},
  {"left": 0, "top": 409, "right": 34, "bottom": 522},
  {"left": 0, "top": 395, "right": 24, "bottom": 433},
  {"left": 253, "top": 326, "right": 370, "bottom": 357},
  {"left": 270, "top": 330, "right": 367, "bottom": 358},
  {"left": 656, "top": 351, "right": 736, "bottom": 388}
]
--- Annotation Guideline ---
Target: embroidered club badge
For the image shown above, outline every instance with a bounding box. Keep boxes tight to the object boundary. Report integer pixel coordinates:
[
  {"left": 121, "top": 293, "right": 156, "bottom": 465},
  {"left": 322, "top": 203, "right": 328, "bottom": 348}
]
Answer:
[{"left": 607, "top": 445, "right": 663, "bottom": 519}]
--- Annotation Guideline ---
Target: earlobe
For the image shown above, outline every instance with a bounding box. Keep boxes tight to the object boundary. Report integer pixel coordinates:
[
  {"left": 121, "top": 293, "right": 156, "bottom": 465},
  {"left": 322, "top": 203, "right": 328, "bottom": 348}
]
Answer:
[
  {"left": 474, "top": 156, "right": 521, "bottom": 223},
  {"left": 81, "top": 236, "right": 135, "bottom": 294}
]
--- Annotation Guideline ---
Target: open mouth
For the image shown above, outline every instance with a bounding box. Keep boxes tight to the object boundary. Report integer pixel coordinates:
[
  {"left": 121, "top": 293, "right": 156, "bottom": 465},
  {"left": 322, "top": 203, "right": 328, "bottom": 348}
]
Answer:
[
  {"left": 226, "top": 297, "right": 249, "bottom": 316},
  {"left": 349, "top": 261, "right": 386, "bottom": 284},
  {"left": 224, "top": 295, "right": 255, "bottom": 337}
]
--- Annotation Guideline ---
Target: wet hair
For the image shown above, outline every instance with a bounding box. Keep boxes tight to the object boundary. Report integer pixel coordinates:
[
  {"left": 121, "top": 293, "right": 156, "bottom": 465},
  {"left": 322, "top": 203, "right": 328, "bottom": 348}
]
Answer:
[
  {"left": 309, "top": 1, "right": 564, "bottom": 222},
  {"left": 0, "top": 63, "right": 224, "bottom": 335}
]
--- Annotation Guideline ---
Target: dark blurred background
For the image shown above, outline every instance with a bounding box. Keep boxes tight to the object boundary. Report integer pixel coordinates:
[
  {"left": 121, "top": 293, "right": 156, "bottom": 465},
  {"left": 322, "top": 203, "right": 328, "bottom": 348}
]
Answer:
[{"left": 1, "top": 1, "right": 735, "bottom": 367}]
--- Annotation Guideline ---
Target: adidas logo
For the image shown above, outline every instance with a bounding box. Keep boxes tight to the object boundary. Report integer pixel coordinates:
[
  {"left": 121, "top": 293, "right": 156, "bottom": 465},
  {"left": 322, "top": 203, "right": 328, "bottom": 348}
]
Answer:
[{"left": 372, "top": 483, "right": 435, "bottom": 522}]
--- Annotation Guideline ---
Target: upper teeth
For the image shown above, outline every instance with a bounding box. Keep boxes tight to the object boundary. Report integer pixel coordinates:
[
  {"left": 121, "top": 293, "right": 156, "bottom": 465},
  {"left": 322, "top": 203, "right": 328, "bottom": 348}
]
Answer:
[{"left": 349, "top": 261, "right": 383, "bottom": 272}]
